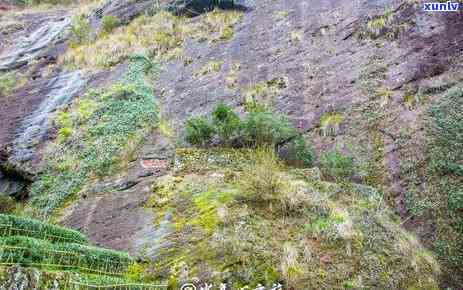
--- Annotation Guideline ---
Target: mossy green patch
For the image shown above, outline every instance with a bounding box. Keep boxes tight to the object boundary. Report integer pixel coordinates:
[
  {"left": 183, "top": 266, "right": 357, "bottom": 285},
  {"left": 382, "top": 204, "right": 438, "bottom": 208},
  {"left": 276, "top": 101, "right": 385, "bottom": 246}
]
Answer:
[
  {"left": 143, "top": 149, "right": 440, "bottom": 288},
  {"left": 29, "top": 56, "right": 158, "bottom": 217}
]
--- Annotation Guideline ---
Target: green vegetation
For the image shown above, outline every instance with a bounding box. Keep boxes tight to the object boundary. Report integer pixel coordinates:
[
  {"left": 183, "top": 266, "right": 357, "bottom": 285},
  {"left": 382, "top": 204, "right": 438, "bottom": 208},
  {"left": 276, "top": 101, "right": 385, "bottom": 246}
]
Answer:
[
  {"left": 100, "top": 15, "right": 120, "bottom": 35},
  {"left": 0, "top": 196, "right": 16, "bottom": 214},
  {"left": 29, "top": 56, "right": 158, "bottom": 216},
  {"left": 0, "top": 214, "right": 130, "bottom": 275},
  {"left": 320, "top": 112, "right": 343, "bottom": 137},
  {"left": 426, "top": 86, "right": 463, "bottom": 282},
  {"left": 69, "top": 15, "right": 91, "bottom": 46},
  {"left": 240, "top": 110, "right": 295, "bottom": 147},
  {"left": 184, "top": 104, "right": 315, "bottom": 167},
  {"left": 147, "top": 148, "right": 440, "bottom": 289},
  {"left": 242, "top": 78, "right": 287, "bottom": 112},
  {"left": 185, "top": 116, "right": 216, "bottom": 147},
  {"left": 320, "top": 149, "right": 354, "bottom": 180},
  {"left": 0, "top": 72, "right": 15, "bottom": 98},
  {"left": 427, "top": 86, "right": 463, "bottom": 176},
  {"left": 0, "top": 214, "right": 88, "bottom": 244},
  {"left": 63, "top": 9, "right": 242, "bottom": 71},
  {"left": 0, "top": 214, "right": 167, "bottom": 287},
  {"left": 0, "top": 236, "right": 130, "bottom": 274},
  {"left": 212, "top": 103, "right": 240, "bottom": 145},
  {"left": 185, "top": 104, "right": 296, "bottom": 147},
  {"left": 280, "top": 135, "right": 314, "bottom": 167},
  {"left": 195, "top": 60, "right": 223, "bottom": 76}
]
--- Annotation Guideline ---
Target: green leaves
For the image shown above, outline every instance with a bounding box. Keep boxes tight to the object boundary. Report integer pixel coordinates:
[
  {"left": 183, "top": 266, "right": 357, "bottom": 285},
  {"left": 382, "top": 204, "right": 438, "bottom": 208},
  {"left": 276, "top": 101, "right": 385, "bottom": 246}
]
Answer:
[
  {"left": 212, "top": 103, "right": 240, "bottom": 145},
  {"left": 185, "top": 116, "right": 216, "bottom": 147},
  {"left": 320, "top": 150, "right": 354, "bottom": 180},
  {"left": 427, "top": 86, "right": 463, "bottom": 176}
]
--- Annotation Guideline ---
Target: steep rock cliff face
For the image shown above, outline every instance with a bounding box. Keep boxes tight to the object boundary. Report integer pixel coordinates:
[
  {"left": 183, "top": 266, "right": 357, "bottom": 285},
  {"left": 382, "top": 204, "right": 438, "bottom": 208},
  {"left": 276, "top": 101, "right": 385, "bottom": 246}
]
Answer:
[{"left": 0, "top": 0, "right": 462, "bottom": 288}]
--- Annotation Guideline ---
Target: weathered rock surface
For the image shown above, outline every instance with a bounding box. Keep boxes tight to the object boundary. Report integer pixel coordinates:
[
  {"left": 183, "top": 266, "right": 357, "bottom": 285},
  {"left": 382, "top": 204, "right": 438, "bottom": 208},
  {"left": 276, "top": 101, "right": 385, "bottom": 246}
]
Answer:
[{"left": 60, "top": 132, "right": 174, "bottom": 258}]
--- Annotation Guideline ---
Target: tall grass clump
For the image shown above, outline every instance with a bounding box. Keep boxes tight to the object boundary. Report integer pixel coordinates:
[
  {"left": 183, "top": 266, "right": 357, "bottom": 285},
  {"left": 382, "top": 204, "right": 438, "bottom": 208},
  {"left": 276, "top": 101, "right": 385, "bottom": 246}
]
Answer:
[{"left": 237, "top": 147, "right": 285, "bottom": 203}]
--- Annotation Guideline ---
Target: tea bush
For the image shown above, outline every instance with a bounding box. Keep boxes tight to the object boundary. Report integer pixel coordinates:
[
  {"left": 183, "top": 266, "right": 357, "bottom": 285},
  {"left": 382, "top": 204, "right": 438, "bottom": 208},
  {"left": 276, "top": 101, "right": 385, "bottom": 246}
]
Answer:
[
  {"left": 320, "top": 149, "right": 354, "bottom": 180},
  {"left": 0, "top": 214, "right": 88, "bottom": 244},
  {"left": 185, "top": 116, "right": 216, "bottom": 146}
]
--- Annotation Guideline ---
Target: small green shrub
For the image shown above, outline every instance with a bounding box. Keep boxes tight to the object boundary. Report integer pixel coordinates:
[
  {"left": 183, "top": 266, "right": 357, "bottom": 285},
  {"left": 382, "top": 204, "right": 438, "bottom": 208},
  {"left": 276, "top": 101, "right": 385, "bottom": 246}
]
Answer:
[
  {"left": 0, "top": 214, "right": 88, "bottom": 244},
  {"left": 240, "top": 110, "right": 296, "bottom": 147},
  {"left": 279, "top": 135, "right": 315, "bottom": 167},
  {"left": 69, "top": 15, "right": 91, "bottom": 46},
  {"left": 320, "top": 149, "right": 354, "bottom": 180},
  {"left": 100, "top": 15, "right": 120, "bottom": 35},
  {"left": 0, "top": 73, "right": 15, "bottom": 97},
  {"left": 185, "top": 116, "right": 216, "bottom": 146},
  {"left": 212, "top": 103, "right": 240, "bottom": 145}
]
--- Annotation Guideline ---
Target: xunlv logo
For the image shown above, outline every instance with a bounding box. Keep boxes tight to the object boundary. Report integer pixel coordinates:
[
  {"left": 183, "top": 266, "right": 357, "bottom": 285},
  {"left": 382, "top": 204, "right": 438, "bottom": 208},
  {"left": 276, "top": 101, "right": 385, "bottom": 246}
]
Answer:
[{"left": 423, "top": 1, "right": 460, "bottom": 11}]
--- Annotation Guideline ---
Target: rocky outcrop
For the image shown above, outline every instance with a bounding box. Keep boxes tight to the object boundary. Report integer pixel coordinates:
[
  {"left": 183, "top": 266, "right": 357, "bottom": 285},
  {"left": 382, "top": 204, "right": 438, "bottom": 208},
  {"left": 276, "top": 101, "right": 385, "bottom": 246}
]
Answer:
[{"left": 60, "top": 132, "right": 174, "bottom": 258}]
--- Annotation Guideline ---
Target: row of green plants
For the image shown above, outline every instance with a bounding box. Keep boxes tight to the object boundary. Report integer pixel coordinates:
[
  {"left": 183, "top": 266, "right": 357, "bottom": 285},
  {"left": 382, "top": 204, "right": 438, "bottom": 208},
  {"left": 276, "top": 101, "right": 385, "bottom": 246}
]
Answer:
[
  {"left": 29, "top": 56, "right": 158, "bottom": 216},
  {"left": 184, "top": 103, "right": 315, "bottom": 167},
  {"left": 0, "top": 214, "right": 88, "bottom": 244},
  {"left": 184, "top": 103, "right": 355, "bottom": 179},
  {"left": 0, "top": 236, "right": 131, "bottom": 274}
]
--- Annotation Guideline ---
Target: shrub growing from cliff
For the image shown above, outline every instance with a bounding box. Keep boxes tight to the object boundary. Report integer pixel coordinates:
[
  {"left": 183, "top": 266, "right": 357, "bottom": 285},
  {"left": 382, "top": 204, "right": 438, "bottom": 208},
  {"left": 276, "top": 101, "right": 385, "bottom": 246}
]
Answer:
[
  {"left": 212, "top": 103, "right": 240, "bottom": 145},
  {"left": 239, "top": 110, "right": 296, "bottom": 147},
  {"left": 185, "top": 116, "right": 216, "bottom": 146},
  {"left": 320, "top": 149, "right": 354, "bottom": 180},
  {"left": 184, "top": 104, "right": 314, "bottom": 166},
  {"left": 100, "top": 15, "right": 120, "bottom": 35}
]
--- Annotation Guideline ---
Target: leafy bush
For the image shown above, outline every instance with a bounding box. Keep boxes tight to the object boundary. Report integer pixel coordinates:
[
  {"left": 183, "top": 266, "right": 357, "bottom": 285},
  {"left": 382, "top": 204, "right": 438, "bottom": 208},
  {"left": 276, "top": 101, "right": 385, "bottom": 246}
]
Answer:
[
  {"left": 101, "top": 15, "right": 120, "bottom": 35},
  {"left": 278, "top": 135, "right": 315, "bottom": 167},
  {"left": 0, "top": 214, "right": 88, "bottom": 244},
  {"left": 320, "top": 149, "right": 354, "bottom": 180},
  {"left": 184, "top": 104, "right": 316, "bottom": 167},
  {"left": 69, "top": 15, "right": 91, "bottom": 46},
  {"left": 427, "top": 86, "right": 463, "bottom": 176},
  {"left": 240, "top": 110, "right": 296, "bottom": 147},
  {"left": 185, "top": 117, "right": 216, "bottom": 146},
  {"left": 212, "top": 103, "right": 240, "bottom": 145}
]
